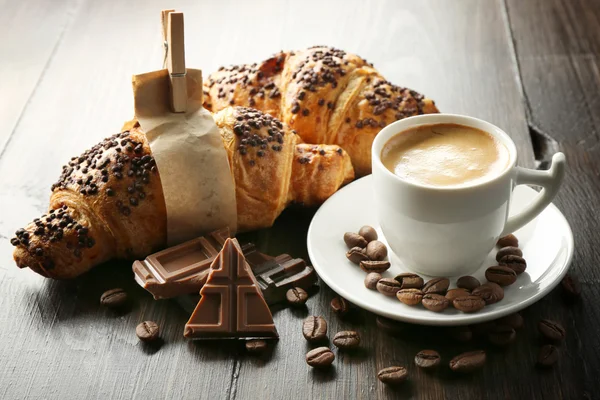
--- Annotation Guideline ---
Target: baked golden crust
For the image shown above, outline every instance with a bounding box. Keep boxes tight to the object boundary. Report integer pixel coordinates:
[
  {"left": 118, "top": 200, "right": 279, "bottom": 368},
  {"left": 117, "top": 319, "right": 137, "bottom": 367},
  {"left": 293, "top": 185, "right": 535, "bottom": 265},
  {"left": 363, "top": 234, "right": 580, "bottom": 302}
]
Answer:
[
  {"left": 204, "top": 46, "right": 440, "bottom": 176},
  {"left": 12, "top": 107, "right": 353, "bottom": 278}
]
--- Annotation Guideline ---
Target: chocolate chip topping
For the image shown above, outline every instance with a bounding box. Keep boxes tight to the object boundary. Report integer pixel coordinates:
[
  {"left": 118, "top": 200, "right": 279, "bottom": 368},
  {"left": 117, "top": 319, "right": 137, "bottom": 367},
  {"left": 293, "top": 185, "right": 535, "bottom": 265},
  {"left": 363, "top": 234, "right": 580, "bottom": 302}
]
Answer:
[{"left": 232, "top": 107, "right": 286, "bottom": 161}]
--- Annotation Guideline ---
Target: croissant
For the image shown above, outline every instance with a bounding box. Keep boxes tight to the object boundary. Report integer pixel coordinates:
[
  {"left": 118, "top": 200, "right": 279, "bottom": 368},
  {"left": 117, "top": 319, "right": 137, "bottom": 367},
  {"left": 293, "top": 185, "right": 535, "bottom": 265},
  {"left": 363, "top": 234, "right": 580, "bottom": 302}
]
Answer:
[
  {"left": 12, "top": 106, "right": 353, "bottom": 279},
  {"left": 203, "top": 46, "right": 440, "bottom": 176}
]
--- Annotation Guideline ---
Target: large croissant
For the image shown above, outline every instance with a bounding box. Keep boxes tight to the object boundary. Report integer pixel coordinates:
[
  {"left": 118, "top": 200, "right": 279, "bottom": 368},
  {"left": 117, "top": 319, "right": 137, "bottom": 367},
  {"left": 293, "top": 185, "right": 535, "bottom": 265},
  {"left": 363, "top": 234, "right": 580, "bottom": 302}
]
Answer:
[
  {"left": 203, "top": 46, "right": 439, "bottom": 176},
  {"left": 12, "top": 106, "right": 353, "bottom": 279}
]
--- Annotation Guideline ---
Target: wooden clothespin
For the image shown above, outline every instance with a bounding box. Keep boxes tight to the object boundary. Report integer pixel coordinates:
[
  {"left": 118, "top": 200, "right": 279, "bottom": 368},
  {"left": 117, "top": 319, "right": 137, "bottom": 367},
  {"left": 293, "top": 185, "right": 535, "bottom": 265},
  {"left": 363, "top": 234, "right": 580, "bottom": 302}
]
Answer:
[{"left": 161, "top": 9, "right": 187, "bottom": 112}]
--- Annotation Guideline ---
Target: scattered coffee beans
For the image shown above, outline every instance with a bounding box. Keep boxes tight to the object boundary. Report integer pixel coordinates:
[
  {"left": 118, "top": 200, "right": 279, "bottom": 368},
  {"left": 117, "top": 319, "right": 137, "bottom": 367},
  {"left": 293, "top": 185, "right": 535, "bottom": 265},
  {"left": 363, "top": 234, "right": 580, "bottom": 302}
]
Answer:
[
  {"left": 377, "top": 366, "right": 407, "bottom": 385},
  {"left": 537, "top": 345, "right": 558, "bottom": 367},
  {"left": 302, "top": 316, "right": 328, "bottom": 342},
  {"left": 245, "top": 339, "right": 267, "bottom": 353},
  {"left": 453, "top": 295, "right": 486, "bottom": 313},
  {"left": 485, "top": 265, "right": 517, "bottom": 286},
  {"left": 448, "top": 326, "right": 473, "bottom": 342},
  {"left": 332, "top": 331, "right": 361, "bottom": 349},
  {"left": 395, "top": 273, "right": 424, "bottom": 289},
  {"left": 366, "top": 240, "right": 388, "bottom": 261},
  {"left": 365, "top": 272, "right": 382, "bottom": 290},
  {"left": 344, "top": 232, "right": 367, "bottom": 249},
  {"left": 376, "top": 316, "right": 406, "bottom": 335},
  {"left": 422, "top": 294, "right": 450, "bottom": 312},
  {"left": 286, "top": 287, "right": 308, "bottom": 306},
  {"left": 499, "top": 255, "right": 527, "bottom": 274},
  {"left": 487, "top": 325, "right": 516, "bottom": 346},
  {"left": 422, "top": 278, "right": 450, "bottom": 295},
  {"left": 414, "top": 350, "right": 441, "bottom": 370},
  {"left": 449, "top": 350, "right": 486, "bottom": 373},
  {"left": 100, "top": 288, "right": 127, "bottom": 308},
  {"left": 346, "top": 246, "right": 369, "bottom": 264},
  {"left": 457, "top": 276, "right": 480, "bottom": 291},
  {"left": 377, "top": 278, "right": 402, "bottom": 296},
  {"left": 136, "top": 321, "right": 159, "bottom": 342},
  {"left": 472, "top": 282, "right": 504, "bottom": 305},
  {"left": 496, "top": 313, "right": 524, "bottom": 330},
  {"left": 445, "top": 288, "right": 470, "bottom": 303},
  {"left": 331, "top": 296, "right": 350, "bottom": 316},
  {"left": 306, "top": 347, "right": 335, "bottom": 368},
  {"left": 397, "top": 289, "right": 424, "bottom": 306},
  {"left": 360, "top": 260, "right": 390, "bottom": 273},
  {"left": 561, "top": 274, "right": 581, "bottom": 299},
  {"left": 358, "top": 225, "right": 378, "bottom": 242},
  {"left": 538, "top": 319, "right": 566, "bottom": 342},
  {"left": 495, "top": 246, "right": 523, "bottom": 261},
  {"left": 497, "top": 233, "right": 518, "bottom": 248}
]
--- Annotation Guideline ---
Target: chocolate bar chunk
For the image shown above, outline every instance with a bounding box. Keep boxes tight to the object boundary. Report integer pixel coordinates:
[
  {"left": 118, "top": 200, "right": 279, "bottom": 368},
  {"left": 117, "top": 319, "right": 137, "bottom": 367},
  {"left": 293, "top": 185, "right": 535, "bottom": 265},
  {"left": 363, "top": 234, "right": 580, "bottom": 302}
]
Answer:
[
  {"left": 132, "top": 228, "right": 230, "bottom": 299},
  {"left": 184, "top": 238, "right": 278, "bottom": 339},
  {"left": 242, "top": 243, "right": 317, "bottom": 305}
]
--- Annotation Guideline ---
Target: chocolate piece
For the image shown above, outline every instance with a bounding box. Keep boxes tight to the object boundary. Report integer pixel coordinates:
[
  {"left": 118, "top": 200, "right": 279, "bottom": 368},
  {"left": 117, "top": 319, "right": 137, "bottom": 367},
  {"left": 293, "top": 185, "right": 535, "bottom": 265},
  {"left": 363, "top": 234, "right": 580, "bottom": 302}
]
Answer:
[
  {"left": 242, "top": 243, "right": 317, "bottom": 305},
  {"left": 132, "top": 228, "right": 230, "bottom": 299},
  {"left": 184, "top": 238, "right": 278, "bottom": 339}
]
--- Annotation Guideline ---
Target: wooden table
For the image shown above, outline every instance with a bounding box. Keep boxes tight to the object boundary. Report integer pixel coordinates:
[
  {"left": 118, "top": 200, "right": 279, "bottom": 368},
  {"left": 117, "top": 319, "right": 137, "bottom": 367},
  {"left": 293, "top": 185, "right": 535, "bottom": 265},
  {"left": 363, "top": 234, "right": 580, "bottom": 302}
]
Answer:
[{"left": 1, "top": 0, "right": 598, "bottom": 398}]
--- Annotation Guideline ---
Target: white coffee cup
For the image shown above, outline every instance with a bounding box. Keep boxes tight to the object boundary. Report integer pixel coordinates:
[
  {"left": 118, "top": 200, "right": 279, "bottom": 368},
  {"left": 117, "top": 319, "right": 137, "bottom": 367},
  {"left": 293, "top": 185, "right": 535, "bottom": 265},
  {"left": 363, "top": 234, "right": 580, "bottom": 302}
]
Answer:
[{"left": 371, "top": 114, "right": 566, "bottom": 277}]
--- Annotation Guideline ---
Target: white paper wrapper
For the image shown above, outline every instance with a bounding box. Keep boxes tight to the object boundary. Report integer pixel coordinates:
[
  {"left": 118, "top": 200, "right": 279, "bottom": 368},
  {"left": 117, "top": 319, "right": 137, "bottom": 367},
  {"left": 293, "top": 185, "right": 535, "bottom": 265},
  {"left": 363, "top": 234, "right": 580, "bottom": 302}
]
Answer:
[{"left": 132, "top": 69, "right": 237, "bottom": 245}]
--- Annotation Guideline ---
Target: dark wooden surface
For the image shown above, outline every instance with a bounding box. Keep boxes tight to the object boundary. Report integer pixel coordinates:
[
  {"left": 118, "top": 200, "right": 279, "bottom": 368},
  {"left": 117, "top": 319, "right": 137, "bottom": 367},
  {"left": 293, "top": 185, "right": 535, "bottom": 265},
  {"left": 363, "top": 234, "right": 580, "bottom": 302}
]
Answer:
[{"left": 0, "top": 0, "right": 598, "bottom": 398}]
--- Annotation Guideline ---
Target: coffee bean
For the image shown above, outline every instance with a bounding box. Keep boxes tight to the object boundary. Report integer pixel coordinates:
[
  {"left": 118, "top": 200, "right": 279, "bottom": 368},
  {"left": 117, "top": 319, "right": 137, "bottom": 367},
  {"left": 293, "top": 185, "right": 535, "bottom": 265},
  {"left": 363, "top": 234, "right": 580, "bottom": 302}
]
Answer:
[
  {"left": 360, "top": 260, "right": 390, "bottom": 273},
  {"left": 422, "top": 278, "right": 450, "bottom": 295},
  {"left": 537, "top": 345, "right": 559, "bottom": 367},
  {"left": 245, "top": 339, "right": 267, "bottom": 353},
  {"left": 497, "top": 233, "right": 518, "bottom": 248},
  {"left": 561, "top": 274, "right": 581, "bottom": 298},
  {"left": 496, "top": 313, "right": 524, "bottom": 330},
  {"left": 396, "top": 289, "right": 425, "bottom": 306},
  {"left": 499, "top": 255, "right": 527, "bottom": 274},
  {"left": 448, "top": 326, "right": 473, "bottom": 342},
  {"left": 366, "top": 240, "right": 387, "bottom": 261},
  {"left": 395, "top": 273, "right": 424, "bottom": 289},
  {"left": 333, "top": 331, "right": 360, "bottom": 349},
  {"left": 306, "top": 347, "right": 335, "bottom": 368},
  {"left": 457, "top": 276, "right": 480, "bottom": 291},
  {"left": 364, "top": 272, "right": 382, "bottom": 289},
  {"left": 377, "top": 366, "right": 407, "bottom": 385},
  {"left": 343, "top": 232, "right": 367, "bottom": 248},
  {"left": 346, "top": 246, "right": 369, "bottom": 264},
  {"left": 136, "top": 321, "right": 159, "bottom": 342},
  {"left": 495, "top": 246, "right": 523, "bottom": 261},
  {"left": 377, "top": 278, "right": 402, "bottom": 296},
  {"left": 376, "top": 316, "right": 406, "bottom": 335},
  {"left": 100, "top": 288, "right": 127, "bottom": 308},
  {"left": 472, "top": 282, "right": 504, "bottom": 305},
  {"left": 422, "top": 294, "right": 450, "bottom": 312},
  {"left": 358, "top": 225, "right": 378, "bottom": 242},
  {"left": 449, "top": 350, "right": 486, "bottom": 373},
  {"left": 286, "top": 287, "right": 308, "bottom": 306},
  {"left": 538, "top": 319, "right": 566, "bottom": 342},
  {"left": 445, "top": 288, "right": 470, "bottom": 303},
  {"left": 453, "top": 295, "right": 486, "bottom": 313},
  {"left": 487, "top": 325, "right": 516, "bottom": 346},
  {"left": 414, "top": 350, "right": 441, "bottom": 370},
  {"left": 485, "top": 265, "right": 517, "bottom": 286},
  {"left": 303, "top": 316, "right": 328, "bottom": 342},
  {"left": 331, "top": 296, "right": 350, "bottom": 316}
]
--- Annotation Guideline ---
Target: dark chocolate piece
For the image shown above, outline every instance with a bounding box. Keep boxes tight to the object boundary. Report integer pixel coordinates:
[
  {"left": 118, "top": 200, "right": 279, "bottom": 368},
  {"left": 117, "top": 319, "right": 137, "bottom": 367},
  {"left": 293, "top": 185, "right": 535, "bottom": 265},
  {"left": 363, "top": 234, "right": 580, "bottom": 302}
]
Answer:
[
  {"left": 184, "top": 238, "right": 278, "bottom": 339},
  {"left": 132, "top": 228, "right": 230, "bottom": 299}
]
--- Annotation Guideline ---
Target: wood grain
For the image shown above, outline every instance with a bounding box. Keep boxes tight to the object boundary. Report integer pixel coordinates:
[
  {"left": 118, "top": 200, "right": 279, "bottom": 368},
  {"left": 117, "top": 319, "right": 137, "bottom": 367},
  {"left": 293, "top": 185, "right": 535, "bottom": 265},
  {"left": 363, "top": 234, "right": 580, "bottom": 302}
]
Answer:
[{"left": 0, "top": 0, "right": 597, "bottom": 398}]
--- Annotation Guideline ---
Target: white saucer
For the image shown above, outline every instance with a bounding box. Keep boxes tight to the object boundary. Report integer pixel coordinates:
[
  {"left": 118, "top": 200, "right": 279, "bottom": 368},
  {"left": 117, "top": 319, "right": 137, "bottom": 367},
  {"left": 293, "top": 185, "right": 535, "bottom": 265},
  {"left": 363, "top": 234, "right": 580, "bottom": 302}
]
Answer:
[{"left": 307, "top": 175, "right": 574, "bottom": 326}]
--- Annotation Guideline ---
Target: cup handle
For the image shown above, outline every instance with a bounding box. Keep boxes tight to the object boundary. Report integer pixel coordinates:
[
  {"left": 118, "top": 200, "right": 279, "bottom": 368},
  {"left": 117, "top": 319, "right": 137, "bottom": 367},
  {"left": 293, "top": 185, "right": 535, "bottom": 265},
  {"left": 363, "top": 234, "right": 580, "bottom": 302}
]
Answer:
[{"left": 501, "top": 152, "right": 566, "bottom": 236}]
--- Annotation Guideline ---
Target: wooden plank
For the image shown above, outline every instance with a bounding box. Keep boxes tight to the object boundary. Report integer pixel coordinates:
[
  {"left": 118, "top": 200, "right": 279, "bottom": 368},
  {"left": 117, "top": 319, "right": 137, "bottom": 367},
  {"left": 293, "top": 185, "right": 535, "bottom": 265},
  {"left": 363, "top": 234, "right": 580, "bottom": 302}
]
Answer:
[
  {"left": 506, "top": 0, "right": 600, "bottom": 398},
  {"left": 0, "top": 0, "right": 79, "bottom": 155},
  {"left": 0, "top": 0, "right": 537, "bottom": 399}
]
